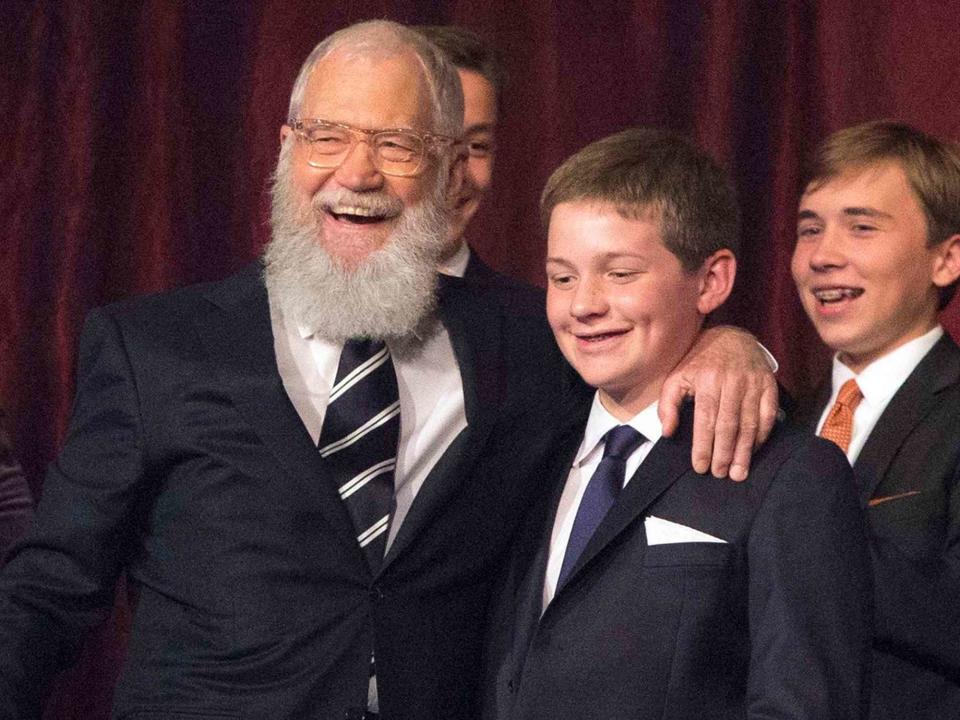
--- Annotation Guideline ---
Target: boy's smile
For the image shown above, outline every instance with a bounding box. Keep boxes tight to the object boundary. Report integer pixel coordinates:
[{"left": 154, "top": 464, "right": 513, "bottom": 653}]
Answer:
[
  {"left": 545, "top": 201, "right": 706, "bottom": 420},
  {"left": 792, "top": 162, "right": 950, "bottom": 372}
]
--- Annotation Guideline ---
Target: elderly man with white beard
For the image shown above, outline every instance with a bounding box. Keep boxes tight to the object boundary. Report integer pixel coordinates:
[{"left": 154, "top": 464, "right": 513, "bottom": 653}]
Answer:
[{"left": 0, "top": 20, "right": 774, "bottom": 720}]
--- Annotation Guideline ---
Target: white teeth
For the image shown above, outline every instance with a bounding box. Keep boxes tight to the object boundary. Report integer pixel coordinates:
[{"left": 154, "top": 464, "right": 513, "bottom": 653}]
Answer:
[
  {"left": 331, "top": 205, "right": 378, "bottom": 217},
  {"left": 814, "top": 288, "right": 862, "bottom": 302},
  {"left": 815, "top": 289, "right": 845, "bottom": 302}
]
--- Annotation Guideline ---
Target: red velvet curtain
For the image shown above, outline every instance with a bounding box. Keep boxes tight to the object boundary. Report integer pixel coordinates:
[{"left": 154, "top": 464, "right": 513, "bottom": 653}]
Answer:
[{"left": 2, "top": 2, "right": 959, "bottom": 716}]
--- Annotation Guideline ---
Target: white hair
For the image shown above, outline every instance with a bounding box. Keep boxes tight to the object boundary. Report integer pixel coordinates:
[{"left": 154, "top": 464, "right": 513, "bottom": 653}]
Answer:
[{"left": 286, "top": 20, "right": 464, "bottom": 138}]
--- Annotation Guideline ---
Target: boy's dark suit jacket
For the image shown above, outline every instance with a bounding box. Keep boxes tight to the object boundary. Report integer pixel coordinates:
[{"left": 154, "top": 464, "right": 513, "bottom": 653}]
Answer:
[
  {"left": 795, "top": 333, "right": 960, "bottom": 719},
  {"left": 0, "top": 262, "right": 577, "bottom": 720},
  {"left": 483, "top": 408, "right": 873, "bottom": 720}
]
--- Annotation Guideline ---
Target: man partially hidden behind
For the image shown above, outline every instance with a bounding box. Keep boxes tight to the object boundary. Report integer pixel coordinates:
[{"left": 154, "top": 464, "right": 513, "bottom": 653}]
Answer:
[
  {"left": 415, "top": 25, "right": 503, "bottom": 280},
  {"left": 484, "top": 128, "right": 872, "bottom": 720},
  {"left": 792, "top": 121, "right": 960, "bottom": 718},
  {"left": 0, "top": 21, "right": 777, "bottom": 719}
]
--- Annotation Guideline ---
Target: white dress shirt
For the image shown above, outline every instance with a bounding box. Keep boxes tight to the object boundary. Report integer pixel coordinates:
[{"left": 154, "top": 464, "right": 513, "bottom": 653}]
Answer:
[
  {"left": 270, "top": 271, "right": 470, "bottom": 550},
  {"left": 816, "top": 325, "right": 943, "bottom": 464},
  {"left": 543, "top": 394, "right": 662, "bottom": 609}
]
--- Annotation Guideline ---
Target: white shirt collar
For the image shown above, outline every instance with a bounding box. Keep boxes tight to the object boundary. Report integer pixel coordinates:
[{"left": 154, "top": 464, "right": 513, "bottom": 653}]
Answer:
[
  {"left": 437, "top": 240, "right": 470, "bottom": 278},
  {"left": 830, "top": 325, "right": 943, "bottom": 407},
  {"left": 574, "top": 393, "right": 663, "bottom": 466}
]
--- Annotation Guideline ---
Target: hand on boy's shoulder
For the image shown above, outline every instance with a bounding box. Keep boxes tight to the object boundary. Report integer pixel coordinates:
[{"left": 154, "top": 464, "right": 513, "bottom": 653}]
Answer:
[{"left": 659, "top": 326, "right": 779, "bottom": 482}]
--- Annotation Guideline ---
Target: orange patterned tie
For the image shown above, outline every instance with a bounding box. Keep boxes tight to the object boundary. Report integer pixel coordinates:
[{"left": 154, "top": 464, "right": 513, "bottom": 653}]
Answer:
[{"left": 819, "top": 379, "right": 863, "bottom": 453}]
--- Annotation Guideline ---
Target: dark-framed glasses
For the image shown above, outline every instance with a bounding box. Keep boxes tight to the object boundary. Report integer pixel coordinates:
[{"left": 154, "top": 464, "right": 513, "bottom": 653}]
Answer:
[{"left": 288, "top": 118, "right": 455, "bottom": 177}]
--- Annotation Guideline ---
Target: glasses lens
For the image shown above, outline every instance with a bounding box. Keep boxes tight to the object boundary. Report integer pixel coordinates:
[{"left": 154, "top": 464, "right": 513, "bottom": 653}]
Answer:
[
  {"left": 303, "top": 125, "right": 350, "bottom": 155},
  {"left": 374, "top": 132, "right": 423, "bottom": 175},
  {"left": 301, "top": 124, "right": 349, "bottom": 168}
]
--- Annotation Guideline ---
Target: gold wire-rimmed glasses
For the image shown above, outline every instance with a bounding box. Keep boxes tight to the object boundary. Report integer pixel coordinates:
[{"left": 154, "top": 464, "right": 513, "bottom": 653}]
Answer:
[{"left": 287, "top": 118, "right": 456, "bottom": 177}]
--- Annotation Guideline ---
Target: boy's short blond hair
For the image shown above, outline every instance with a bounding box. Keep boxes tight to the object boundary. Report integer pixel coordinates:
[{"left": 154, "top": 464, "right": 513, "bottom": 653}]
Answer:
[
  {"left": 541, "top": 128, "right": 740, "bottom": 271},
  {"left": 806, "top": 121, "right": 960, "bottom": 307}
]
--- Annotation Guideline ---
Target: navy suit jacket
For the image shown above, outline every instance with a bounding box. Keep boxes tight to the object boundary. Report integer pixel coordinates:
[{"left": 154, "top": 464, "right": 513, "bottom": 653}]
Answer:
[
  {"left": 796, "top": 333, "right": 960, "bottom": 719},
  {"left": 0, "top": 262, "right": 578, "bottom": 719},
  {"left": 484, "top": 409, "right": 873, "bottom": 720}
]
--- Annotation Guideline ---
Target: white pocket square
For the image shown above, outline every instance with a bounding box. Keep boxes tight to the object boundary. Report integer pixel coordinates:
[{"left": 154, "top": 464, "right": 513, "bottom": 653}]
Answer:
[{"left": 644, "top": 515, "right": 727, "bottom": 545}]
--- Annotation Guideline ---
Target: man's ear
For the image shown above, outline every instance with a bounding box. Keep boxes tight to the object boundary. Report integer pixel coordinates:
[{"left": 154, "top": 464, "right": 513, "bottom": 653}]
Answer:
[
  {"left": 932, "top": 233, "right": 960, "bottom": 288},
  {"left": 279, "top": 125, "right": 294, "bottom": 154},
  {"left": 444, "top": 144, "right": 468, "bottom": 210},
  {"left": 696, "top": 249, "right": 737, "bottom": 315}
]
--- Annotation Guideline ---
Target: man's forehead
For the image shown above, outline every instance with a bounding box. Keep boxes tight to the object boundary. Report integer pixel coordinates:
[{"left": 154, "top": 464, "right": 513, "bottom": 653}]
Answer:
[{"left": 299, "top": 48, "right": 434, "bottom": 129}]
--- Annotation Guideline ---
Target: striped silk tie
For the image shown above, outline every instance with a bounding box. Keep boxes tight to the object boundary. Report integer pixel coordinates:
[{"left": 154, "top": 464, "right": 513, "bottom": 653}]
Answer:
[{"left": 318, "top": 338, "right": 400, "bottom": 573}]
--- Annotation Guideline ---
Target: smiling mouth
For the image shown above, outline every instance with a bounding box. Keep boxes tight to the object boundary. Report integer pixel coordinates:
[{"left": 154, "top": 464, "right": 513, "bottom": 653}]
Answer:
[
  {"left": 813, "top": 287, "right": 864, "bottom": 305},
  {"left": 325, "top": 204, "right": 394, "bottom": 225},
  {"left": 576, "top": 330, "right": 626, "bottom": 343}
]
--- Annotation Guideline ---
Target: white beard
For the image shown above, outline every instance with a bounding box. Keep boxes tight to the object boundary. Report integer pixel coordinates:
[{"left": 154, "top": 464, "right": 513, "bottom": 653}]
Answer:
[{"left": 263, "top": 143, "right": 450, "bottom": 343}]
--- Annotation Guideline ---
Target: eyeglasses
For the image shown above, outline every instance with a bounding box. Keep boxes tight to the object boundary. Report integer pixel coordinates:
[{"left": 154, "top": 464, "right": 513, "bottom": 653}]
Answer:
[{"left": 287, "top": 118, "right": 456, "bottom": 177}]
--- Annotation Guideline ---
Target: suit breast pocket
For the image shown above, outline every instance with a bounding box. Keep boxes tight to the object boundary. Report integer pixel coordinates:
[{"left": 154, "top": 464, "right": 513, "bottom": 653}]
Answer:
[
  {"left": 869, "top": 489, "right": 946, "bottom": 559},
  {"left": 643, "top": 542, "right": 734, "bottom": 568}
]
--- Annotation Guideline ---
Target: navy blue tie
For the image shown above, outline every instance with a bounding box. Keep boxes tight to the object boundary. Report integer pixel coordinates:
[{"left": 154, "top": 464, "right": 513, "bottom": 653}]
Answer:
[
  {"left": 557, "top": 425, "right": 645, "bottom": 589},
  {"left": 317, "top": 339, "right": 400, "bottom": 574}
]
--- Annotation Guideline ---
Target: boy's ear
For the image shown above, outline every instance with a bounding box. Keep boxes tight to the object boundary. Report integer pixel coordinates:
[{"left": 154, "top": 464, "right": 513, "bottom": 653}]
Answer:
[
  {"left": 696, "top": 249, "right": 737, "bottom": 315},
  {"left": 932, "top": 233, "right": 960, "bottom": 289}
]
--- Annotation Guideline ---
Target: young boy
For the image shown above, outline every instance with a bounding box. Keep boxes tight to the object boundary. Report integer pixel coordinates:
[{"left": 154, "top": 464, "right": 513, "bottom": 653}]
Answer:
[
  {"left": 483, "top": 128, "right": 872, "bottom": 720},
  {"left": 792, "top": 121, "right": 960, "bottom": 718}
]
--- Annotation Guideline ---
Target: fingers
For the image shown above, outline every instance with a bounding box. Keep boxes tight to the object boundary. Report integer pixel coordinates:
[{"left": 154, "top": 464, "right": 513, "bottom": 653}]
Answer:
[
  {"left": 718, "top": 373, "right": 780, "bottom": 481},
  {"left": 660, "top": 325, "right": 780, "bottom": 480},
  {"left": 727, "top": 375, "right": 763, "bottom": 482},
  {"left": 688, "top": 369, "right": 722, "bottom": 475},
  {"left": 755, "top": 377, "right": 780, "bottom": 445},
  {"left": 707, "top": 371, "right": 747, "bottom": 479},
  {"left": 692, "top": 371, "right": 772, "bottom": 481},
  {"left": 657, "top": 374, "right": 689, "bottom": 439}
]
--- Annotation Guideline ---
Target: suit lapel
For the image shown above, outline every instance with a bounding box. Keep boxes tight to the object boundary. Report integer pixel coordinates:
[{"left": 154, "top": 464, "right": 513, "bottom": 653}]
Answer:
[
  {"left": 382, "top": 275, "right": 506, "bottom": 567},
  {"left": 440, "top": 275, "right": 504, "bottom": 431},
  {"left": 526, "top": 431, "right": 584, "bottom": 598},
  {"left": 795, "top": 382, "right": 831, "bottom": 432},
  {"left": 194, "top": 264, "right": 364, "bottom": 566},
  {"left": 510, "top": 426, "right": 584, "bottom": 660},
  {"left": 853, "top": 335, "right": 960, "bottom": 501},
  {"left": 552, "top": 427, "right": 691, "bottom": 598}
]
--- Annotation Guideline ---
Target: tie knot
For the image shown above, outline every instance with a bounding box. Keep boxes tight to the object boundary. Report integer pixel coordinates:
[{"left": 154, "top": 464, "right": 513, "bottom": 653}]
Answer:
[
  {"left": 603, "top": 425, "right": 645, "bottom": 461},
  {"left": 343, "top": 337, "right": 387, "bottom": 361},
  {"left": 836, "top": 378, "right": 863, "bottom": 410}
]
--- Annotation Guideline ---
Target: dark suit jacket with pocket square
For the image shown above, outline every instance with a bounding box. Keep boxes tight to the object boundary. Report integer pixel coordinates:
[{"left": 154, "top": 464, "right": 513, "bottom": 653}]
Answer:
[
  {"left": 483, "top": 408, "right": 873, "bottom": 720},
  {"left": 795, "top": 333, "right": 960, "bottom": 719}
]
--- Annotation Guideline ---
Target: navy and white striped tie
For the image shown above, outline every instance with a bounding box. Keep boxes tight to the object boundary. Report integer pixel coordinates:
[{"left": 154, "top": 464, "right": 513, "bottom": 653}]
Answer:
[{"left": 318, "top": 338, "right": 400, "bottom": 573}]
